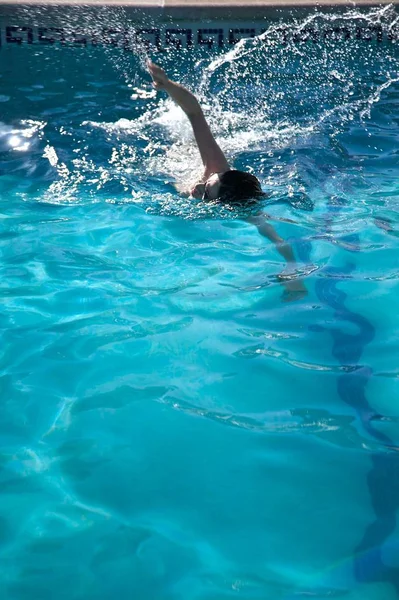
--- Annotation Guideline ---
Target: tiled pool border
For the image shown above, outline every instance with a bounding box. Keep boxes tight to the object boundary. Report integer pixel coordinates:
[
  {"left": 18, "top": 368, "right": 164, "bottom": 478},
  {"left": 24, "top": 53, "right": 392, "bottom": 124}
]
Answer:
[{"left": 0, "top": 14, "right": 398, "bottom": 49}]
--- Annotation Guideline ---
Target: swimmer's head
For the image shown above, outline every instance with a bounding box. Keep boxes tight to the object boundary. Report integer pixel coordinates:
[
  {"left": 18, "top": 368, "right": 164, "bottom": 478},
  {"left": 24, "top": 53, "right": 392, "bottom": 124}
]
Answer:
[{"left": 203, "top": 170, "right": 265, "bottom": 205}]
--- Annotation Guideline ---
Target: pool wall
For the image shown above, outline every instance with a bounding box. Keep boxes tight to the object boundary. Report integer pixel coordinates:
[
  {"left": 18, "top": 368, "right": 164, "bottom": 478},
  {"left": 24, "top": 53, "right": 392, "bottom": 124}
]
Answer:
[{"left": 0, "top": 0, "right": 398, "bottom": 51}]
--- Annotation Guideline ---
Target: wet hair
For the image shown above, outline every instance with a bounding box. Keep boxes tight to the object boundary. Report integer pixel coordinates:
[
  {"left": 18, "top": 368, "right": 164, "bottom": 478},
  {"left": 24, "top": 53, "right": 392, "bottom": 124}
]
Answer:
[{"left": 217, "top": 170, "right": 265, "bottom": 204}]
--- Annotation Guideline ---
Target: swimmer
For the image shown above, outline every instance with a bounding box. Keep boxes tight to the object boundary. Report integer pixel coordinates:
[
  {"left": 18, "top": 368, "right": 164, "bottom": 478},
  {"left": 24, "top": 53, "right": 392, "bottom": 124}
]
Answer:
[{"left": 147, "top": 60, "right": 307, "bottom": 300}]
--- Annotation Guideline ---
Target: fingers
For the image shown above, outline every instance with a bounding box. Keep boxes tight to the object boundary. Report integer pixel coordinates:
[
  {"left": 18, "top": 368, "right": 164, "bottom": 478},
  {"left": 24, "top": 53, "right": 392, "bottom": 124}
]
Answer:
[
  {"left": 148, "top": 61, "right": 166, "bottom": 78},
  {"left": 147, "top": 60, "right": 161, "bottom": 73},
  {"left": 147, "top": 60, "right": 167, "bottom": 90},
  {"left": 147, "top": 60, "right": 156, "bottom": 77}
]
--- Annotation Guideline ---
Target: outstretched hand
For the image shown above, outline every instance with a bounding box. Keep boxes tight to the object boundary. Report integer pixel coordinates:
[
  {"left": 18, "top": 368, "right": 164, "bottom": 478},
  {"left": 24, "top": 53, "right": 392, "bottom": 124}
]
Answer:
[{"left": 147, "top": 60, "right": 169, "bottom": 90}]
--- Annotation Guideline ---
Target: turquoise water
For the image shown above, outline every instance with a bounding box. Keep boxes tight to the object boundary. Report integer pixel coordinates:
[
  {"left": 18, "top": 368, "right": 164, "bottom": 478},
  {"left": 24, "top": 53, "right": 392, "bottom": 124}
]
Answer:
[{"left": 1, "top": 6, "right": 399, "bottom": 599}]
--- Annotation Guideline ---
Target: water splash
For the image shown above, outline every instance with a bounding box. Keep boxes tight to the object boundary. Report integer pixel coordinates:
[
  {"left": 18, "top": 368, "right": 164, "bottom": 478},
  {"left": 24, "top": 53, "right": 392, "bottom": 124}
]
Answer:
[{"left": 5, "top": 5, "right": 399, "bottom": 223}]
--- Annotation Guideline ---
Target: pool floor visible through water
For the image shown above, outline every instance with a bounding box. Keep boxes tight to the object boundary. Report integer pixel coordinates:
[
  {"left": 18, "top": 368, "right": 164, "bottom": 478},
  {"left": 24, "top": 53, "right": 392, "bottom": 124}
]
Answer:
[{"left": 0, "top": 6, "right": 399, "bottom": 600}]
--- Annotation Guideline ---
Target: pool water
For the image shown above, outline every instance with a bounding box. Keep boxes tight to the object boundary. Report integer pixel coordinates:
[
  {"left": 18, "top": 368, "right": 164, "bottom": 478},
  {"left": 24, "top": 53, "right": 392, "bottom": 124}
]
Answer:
[{"left": 0, "top": 5, "right": 399, "bottom": 599}]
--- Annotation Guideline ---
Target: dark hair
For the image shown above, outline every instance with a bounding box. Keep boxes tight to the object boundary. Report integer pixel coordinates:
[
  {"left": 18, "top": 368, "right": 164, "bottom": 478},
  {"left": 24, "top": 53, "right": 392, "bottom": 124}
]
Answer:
[{"left": 218, "top": 170, "right": 265, "bottom": 204}]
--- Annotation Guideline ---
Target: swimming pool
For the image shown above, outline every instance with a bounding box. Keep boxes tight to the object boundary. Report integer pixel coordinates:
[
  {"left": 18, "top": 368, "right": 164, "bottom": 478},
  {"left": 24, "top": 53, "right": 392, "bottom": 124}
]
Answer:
[{"left": 0, "top": 3, "right": 399, "bottom": 599}]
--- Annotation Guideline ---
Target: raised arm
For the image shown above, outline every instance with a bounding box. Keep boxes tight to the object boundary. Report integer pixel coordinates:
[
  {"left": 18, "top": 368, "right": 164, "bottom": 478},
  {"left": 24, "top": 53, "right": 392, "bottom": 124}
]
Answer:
[{"left": 147, "top": 61, "right": 229, "bottom": 179}]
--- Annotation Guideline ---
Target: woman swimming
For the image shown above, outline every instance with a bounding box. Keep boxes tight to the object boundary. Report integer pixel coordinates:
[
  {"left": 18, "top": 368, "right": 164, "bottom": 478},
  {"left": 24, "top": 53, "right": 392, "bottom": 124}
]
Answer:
[{"left": 147, "top": 60, "right": 307, "bottom": 300}]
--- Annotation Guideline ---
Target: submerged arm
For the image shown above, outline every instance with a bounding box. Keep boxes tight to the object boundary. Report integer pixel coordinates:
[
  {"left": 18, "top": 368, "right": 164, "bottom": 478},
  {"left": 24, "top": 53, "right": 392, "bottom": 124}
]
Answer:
[
  {"left": 247, "top": 213, "right": 307, "bottom": 300},
  {"left": 147, "top": 61, "right": 229, "bottom": 179},
  {"left": 247, "top": 214, "right": 296, "bottom": 262}
]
